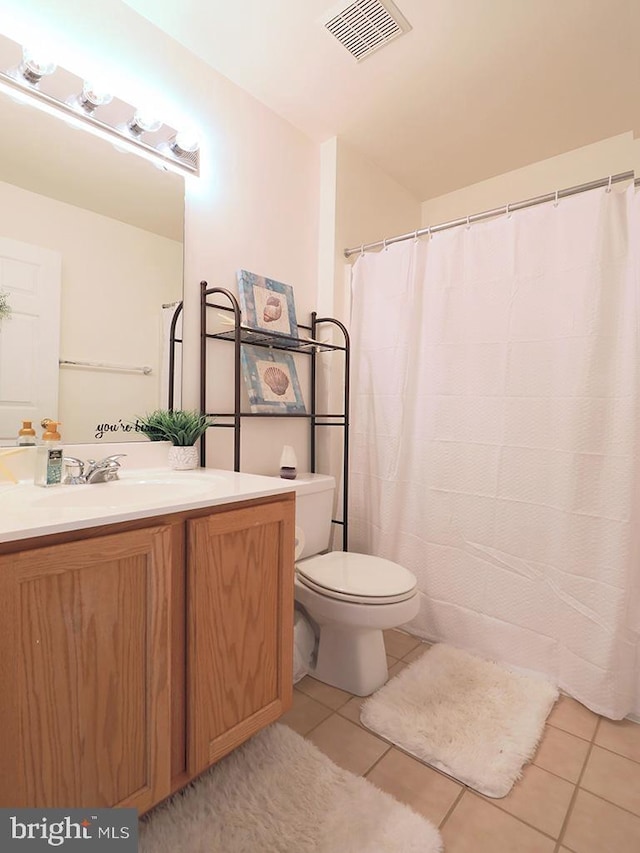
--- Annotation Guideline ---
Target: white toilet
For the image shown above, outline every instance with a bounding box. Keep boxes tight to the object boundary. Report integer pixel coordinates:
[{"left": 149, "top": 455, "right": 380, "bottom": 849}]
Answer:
[{"left": 292, "top": 474, "right": 419, "bottom": 696}]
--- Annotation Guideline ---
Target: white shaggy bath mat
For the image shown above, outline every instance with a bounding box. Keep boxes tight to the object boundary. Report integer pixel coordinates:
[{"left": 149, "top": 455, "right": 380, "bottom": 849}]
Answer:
[
  {"left": 140, "top": 723, "right": 442, "bottom": 853},
  {"left": 361, "top": 644, "right": 558, "bottom": 798}
]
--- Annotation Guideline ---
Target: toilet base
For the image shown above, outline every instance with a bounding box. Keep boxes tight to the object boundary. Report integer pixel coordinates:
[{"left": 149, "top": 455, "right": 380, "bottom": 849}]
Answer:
[
  {"left": 295, "top": 575, "right": 420, "bottom": 697},
  {"left": 313, "top": 625, "right": 388, "bottom": 696}
]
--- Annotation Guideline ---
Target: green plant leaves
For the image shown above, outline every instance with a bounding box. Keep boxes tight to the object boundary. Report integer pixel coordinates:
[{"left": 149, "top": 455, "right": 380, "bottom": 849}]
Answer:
[{"left": 134, "top": 410, "right": 214, "bottom": 446}]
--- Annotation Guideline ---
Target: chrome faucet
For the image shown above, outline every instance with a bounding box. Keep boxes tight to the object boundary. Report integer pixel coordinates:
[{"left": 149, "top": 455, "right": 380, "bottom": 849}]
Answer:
[{"left": 63, "top": 454, "right": 126, "bottom": 484}]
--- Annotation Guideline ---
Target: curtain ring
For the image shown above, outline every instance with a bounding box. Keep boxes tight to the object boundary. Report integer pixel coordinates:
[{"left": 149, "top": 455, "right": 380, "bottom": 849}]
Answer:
[
  {"left": 359, "top": 243, "right": 364, "bottom": 256},
  {"left": 553, "top": 189, "right": 559, "bottom": 208},
  {"left": 427, "top": 225, "right": 432, "bottom": 240},
  {"left": 505, "top": 202, "right": 511, "bottom": 219},
  {"left": 414, "top": 229, "right": 419, "bottom": 242},
  {"left": 466, "top": 215, "right": 471, "bottom": 230},
  {"left": 383, "top": 237, "right": 388, "bottom": 251},
  {"left": 606, "top": 175, "right": 612, "bottom": 193}
]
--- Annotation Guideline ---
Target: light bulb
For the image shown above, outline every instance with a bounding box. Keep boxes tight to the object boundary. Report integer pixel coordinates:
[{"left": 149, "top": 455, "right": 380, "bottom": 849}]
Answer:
[
  {"left": 19, "top": 46, "right": 57, "bottom": 85},
  {"left": 78, "top": 80, "right": 113, "bottom": 111},
  {"left": 128, "top": 109, "right": 163, "bottom": 135},
  {"left": 170, "top": 130, "right": 200, "bottom": 155}
]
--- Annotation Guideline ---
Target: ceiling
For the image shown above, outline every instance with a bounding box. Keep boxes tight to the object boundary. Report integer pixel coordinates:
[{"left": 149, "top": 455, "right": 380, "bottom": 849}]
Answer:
[{"left": 124, "top": 0, "right": 638, "bottom": 201}]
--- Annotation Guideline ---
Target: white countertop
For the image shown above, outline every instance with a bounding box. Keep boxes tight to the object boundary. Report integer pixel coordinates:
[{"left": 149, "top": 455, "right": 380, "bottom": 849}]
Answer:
[{"left": 0, "top": 467, "right": 295, "bottom": 543}]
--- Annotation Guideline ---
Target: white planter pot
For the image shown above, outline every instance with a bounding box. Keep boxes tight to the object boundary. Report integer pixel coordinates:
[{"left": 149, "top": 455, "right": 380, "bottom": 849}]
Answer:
[{"left": 168, "top": 445, "right": 199, "bottom": 471}]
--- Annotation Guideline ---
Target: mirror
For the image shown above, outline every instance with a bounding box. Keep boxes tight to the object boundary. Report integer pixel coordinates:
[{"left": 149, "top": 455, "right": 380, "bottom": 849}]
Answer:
[{"left": 0, "top": 85, "right": 184, "bottom": 445}]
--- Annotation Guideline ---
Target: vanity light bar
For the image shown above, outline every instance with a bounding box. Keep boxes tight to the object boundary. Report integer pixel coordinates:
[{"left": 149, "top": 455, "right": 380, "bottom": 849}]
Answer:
[
  {"left": 0, "top": 73, "right": 192, "bottom": 178},
  {"left": 0, "top": 37, "right": 199, "bottom": 177}
]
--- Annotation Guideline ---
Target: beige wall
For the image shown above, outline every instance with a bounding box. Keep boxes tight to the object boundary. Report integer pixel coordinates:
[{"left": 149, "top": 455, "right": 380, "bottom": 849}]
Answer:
[
  {"left": 0, "top": 179, "right": 182, "bottom": 443},
  {"left": 182, "top": 65, "right": 320, "bottom": 475},
  {"left": 421, "top": 132, "right": 637, "bottom": 226},
  {"left": 335, "top": 139, "right": 422, "bottom": 261},
  {"left": 0, "top": 0, "right": 321, "bottom": 476},
  {"left": 324, "top": 138, "right": 422, "bottom": 322},
  {"left": 316, "top": 138, "right": 421, "bottom": 537}
]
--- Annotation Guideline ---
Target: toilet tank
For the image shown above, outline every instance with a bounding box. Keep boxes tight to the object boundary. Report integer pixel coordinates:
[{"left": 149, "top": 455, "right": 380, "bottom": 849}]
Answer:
[{"left": 290, "top": 473, "right": 336, "bottom": 559}]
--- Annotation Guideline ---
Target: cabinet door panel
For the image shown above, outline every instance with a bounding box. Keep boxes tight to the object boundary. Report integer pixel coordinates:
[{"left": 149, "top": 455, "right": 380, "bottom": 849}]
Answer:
[
  {"left": 0, "top": 526, "right": 172, "bottom": 810},
  {"left": 187, "top": 499, "right": 294, "bottom": 773}
]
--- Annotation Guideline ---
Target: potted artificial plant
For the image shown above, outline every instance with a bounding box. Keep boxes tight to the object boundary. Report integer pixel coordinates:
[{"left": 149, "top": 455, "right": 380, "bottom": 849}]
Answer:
[{"left": 135, "top": 409, "right": 213, "bottom": 470}]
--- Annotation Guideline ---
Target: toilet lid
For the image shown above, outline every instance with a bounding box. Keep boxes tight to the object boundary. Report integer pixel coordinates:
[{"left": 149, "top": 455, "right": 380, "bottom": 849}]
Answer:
[{"left": 296, "top": 551, "right": 417, "bottom": 604}]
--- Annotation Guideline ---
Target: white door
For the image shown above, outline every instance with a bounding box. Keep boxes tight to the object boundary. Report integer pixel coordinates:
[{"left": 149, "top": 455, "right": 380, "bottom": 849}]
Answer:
[{"left": 0, "top": 237, "right": 61, "bottom": 443}]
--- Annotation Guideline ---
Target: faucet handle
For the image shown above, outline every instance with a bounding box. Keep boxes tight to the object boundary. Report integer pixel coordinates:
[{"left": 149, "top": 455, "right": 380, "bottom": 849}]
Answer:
[
  {"left": 101, "top": 454, "right": 127, "bottom": 466},
  {"left": 63, "top": 456, "right": 85, "bottom": 484},
  {"left": 64, "top": 456, "right": 85, "bottom": 473}
]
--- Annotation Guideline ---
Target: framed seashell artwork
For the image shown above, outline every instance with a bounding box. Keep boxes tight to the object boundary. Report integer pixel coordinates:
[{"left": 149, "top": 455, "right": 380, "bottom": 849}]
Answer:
[
  {"left": 237, "top": 269, "right": 299, "bottom": 342},
  {"left": 240, "top": 344, "right": 306, "bottom": 414}
]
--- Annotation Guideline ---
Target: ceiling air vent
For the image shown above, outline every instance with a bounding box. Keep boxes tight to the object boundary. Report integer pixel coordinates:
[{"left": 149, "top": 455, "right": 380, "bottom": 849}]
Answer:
[{"left": 324, "top": 0, "right": 411, "bottom": 62}]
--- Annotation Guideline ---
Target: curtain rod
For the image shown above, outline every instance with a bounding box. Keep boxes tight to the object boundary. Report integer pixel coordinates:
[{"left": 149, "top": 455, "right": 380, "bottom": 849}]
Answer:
[{"left": 344, "top": 170, "right": 637, "bottom": 258}]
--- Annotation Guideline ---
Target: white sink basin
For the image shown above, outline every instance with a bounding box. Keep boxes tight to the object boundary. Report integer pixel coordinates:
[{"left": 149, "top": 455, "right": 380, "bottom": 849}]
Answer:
[
  {"left": 32, "top": 475, "right": 222, "bottom": 509},
  {"left": 0, "top": 466, "right": 295, "bottom": 543}
]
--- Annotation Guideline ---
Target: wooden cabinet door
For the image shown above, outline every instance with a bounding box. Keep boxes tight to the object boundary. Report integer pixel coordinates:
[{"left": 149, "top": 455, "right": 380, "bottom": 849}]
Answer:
[
  {"left": 187, "top": 498, "right": 294, "bottom": 774},
  {"left": 0, "top": 526, "right": 173, "bottom": 811}
]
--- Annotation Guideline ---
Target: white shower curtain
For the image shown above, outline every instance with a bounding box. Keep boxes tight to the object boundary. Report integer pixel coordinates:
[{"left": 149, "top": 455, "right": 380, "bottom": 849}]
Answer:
[{"left": 350, "top": 185, "right": 640, "bottom": 719}]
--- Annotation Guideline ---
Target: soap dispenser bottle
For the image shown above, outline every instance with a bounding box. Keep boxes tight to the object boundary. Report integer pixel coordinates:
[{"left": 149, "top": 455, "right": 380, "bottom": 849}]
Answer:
[
  {"left": 34, "top": 420, "right": 64, "bottom": 487},
  {"left": 17, "top": 420, "right": 36, "bottom": 446}
]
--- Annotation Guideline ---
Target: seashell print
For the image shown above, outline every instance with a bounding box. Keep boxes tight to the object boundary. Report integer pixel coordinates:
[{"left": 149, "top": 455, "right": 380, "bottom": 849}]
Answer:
[
  {"left": 263, "top": 295, "right": 282, "bottom": 322},
  {"left": 263, "top": 365, "right": 290, "bottom": 396}
]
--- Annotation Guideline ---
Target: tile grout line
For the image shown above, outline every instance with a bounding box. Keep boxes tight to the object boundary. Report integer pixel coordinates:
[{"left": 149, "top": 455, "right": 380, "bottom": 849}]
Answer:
[
  {"left": 530, "top": 735, "right": 592, "bottom": 786},
  {"left": 359, "top": 713, "right": 640, "bottom": 834},
  {"left": 412, "top": 713, "right": 603, "bottom": 845},
  {"left": 437, "top": 784, "right": 467, "bottom": 830},
  {"left": 301, "top": 707, "right": 393, "bottom": 756},
  {"left": 552, "top": 715, "right": 602, "bottom": 853},
  {"left": 580, "top": 738, "right": 640, "bottom": 766},
  {"left": 295, "top": 684, "right": 353, "bottom": 713},
  {"left": 575, "top": 779, "right": 640, "bottom": 821},
  {"left": 359, "top": 725, "right": 575, "bottom": 843},
  {"left": 299, "top": 710, "right": 338, "bottom": 739},
  {"left": 300, "top": 709, "right": 393, "bottom": 779},
  {"left": 470, "top": 793, "right": 567, "bottom": 845},
  {"left": 546, "top": 720, "right": 597, "bottom": 742},
  {"left": 356, "top": 713, "right": 592, "bottom": 823},
  {"left": 366, "top": 739, "right": 565, "bottom": 841},
  {"left": 361, "top": 742, "right": 393, "bottom": 777}
]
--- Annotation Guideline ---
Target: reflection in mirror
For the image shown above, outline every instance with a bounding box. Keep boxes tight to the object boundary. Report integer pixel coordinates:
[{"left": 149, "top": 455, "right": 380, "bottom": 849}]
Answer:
[{"left": 0, "top": 86, "right": 184, "bottom": 445}]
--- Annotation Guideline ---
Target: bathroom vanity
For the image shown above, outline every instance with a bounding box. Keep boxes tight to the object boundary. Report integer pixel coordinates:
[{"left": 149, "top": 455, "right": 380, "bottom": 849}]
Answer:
[{"left": 0, "top": 468, "right": 295, "bottom": 813}]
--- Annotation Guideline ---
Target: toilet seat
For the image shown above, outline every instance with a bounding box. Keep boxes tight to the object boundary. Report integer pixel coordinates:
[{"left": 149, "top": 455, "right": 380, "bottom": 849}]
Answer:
[{"left": 296, "top": 551, "right": 417, "bottom": 605}]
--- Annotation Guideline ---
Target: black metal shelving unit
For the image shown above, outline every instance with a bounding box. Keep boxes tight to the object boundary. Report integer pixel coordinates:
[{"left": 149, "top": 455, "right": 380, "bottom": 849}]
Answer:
[
  {"left": 194, "top": 281, "right": 350, "bottom": 550},
  {"left": 167, "top": 301, "right": 184, "bottom": 412}
]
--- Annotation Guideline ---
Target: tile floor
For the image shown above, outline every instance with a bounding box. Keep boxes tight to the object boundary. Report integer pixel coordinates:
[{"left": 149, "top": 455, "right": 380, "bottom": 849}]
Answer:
[{"left": 280, "top": 629, "right": 640, "bottom": 853}]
